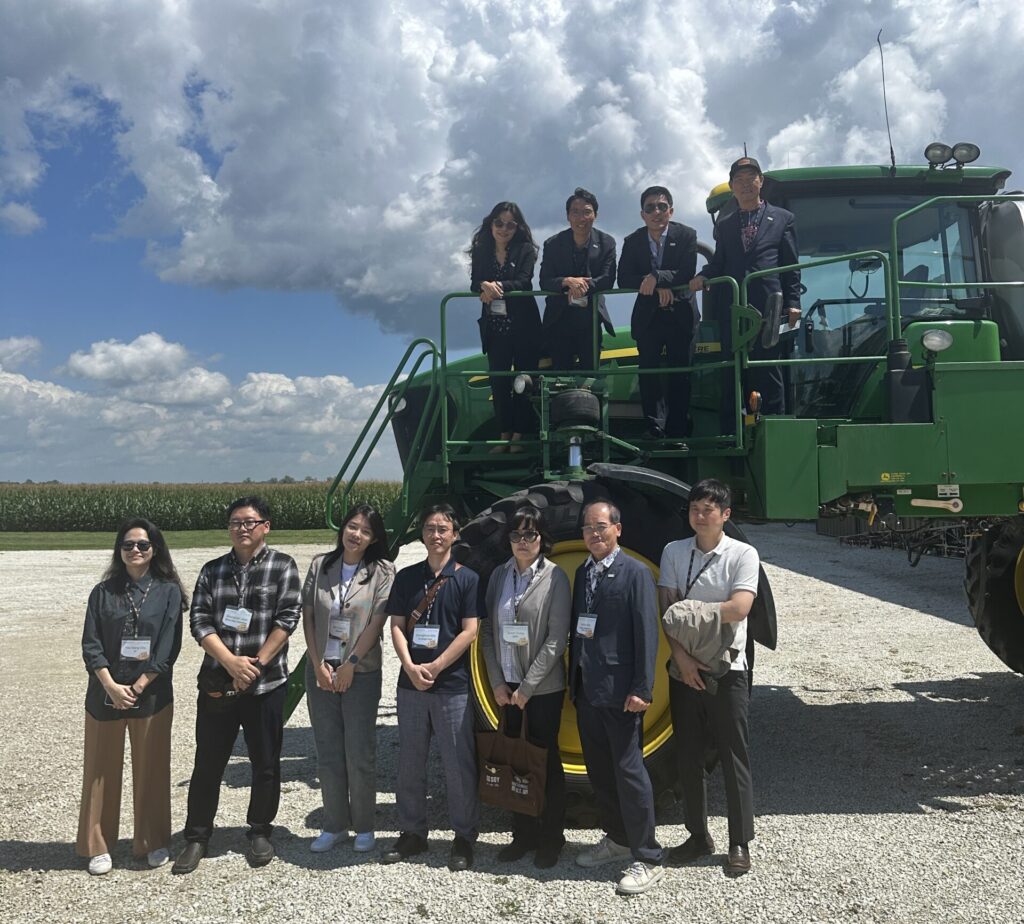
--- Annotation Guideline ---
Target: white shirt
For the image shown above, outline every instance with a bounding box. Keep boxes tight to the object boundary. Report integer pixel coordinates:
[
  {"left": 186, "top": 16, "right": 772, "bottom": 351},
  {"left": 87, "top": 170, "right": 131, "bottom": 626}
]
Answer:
[{"left": 659, "top": 533, "right": 759, "bottom": 671}]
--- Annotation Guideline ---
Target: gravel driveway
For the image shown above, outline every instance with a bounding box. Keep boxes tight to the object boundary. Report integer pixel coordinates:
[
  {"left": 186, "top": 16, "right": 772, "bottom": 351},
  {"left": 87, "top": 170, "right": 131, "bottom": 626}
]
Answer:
[{"left": 0, "top": 523, "right": 1021, "bottom": 923}]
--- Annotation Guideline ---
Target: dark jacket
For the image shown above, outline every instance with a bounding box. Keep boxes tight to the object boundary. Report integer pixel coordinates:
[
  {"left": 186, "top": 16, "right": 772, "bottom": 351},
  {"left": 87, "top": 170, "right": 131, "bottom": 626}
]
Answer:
[
  {"left": 470, "top": 239, "right": 541, "bottom": 353},
  {"left": 618, "top": 220, "right": 698, "bottom": 342},
  {"left": 539, "top": 227, "right": 617, "bottom": 336},
  {"left": 702, "top": 201, "right": 801, "bottom": 320},
  {"left": 568, "top": 551, "right": 658, "bottom": 707}
]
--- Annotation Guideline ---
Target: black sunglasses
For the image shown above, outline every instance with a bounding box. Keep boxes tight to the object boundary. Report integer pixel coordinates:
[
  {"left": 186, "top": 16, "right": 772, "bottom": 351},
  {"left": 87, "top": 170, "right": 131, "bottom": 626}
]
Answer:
[
  {"left": 509, "top": 530, "right": 539, "bottom": 543},
  {"left": 492, "top": 218, "right": 519, "bottom": 230},
  {"left": 121, "top": 540, "right": 152, "bottom": 552},
  {"left": 642, "top": 202, "right": 671, "bottom": 214}
]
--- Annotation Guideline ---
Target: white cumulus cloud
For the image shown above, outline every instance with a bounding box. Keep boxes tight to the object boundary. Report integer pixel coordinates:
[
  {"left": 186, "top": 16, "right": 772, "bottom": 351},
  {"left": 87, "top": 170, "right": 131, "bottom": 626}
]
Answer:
[{"left": 66, "top": 332, "right": 190, "bottom": 383}]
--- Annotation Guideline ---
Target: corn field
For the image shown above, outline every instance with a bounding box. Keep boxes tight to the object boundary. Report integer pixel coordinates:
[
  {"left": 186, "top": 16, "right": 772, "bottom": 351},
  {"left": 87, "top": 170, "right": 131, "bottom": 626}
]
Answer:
[{"left": 0, "top": 482, "right": 401, "bottom": 532}]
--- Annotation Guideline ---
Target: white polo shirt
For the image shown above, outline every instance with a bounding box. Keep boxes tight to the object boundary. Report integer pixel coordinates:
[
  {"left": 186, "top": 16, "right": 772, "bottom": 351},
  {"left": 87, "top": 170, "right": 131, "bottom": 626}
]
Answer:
[{"left": 658, "top": 533, "right": 759, "bottom": 671}]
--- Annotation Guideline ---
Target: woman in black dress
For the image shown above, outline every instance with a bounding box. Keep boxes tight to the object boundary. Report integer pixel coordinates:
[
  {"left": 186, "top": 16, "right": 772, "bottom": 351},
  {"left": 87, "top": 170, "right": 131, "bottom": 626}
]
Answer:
[{"left": 469, "top": 201, "right": 543, "bottom": 453}]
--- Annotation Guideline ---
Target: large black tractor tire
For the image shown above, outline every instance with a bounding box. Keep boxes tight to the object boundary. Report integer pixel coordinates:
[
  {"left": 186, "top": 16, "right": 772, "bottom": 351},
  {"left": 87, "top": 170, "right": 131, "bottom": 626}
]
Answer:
[
  {"left": 964, "top": 517, "right": 1024, "bottom": 673},
  {"left": 455, "top": 473, "right": 776, "bottom": 823}
]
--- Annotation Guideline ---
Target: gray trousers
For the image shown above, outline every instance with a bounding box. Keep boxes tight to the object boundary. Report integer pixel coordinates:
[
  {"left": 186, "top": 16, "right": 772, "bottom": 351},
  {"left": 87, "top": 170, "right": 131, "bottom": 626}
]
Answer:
[
  {"left": 305, "top": 659, "right": 382, "bottom": 834},
  {"left": 395, "top": 686, "right": 479, "bottom": 842}
]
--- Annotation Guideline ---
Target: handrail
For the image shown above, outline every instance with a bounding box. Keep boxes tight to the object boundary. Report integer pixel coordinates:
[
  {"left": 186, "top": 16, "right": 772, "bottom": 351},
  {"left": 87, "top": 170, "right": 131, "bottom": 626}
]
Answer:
[{"left": 325, "top": 337, "right": 440, "bottom": 531}]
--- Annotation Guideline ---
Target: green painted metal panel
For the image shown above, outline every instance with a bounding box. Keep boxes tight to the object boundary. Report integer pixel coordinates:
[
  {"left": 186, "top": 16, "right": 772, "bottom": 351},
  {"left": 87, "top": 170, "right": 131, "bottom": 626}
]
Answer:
[
  {"left": 903, "top": 319, "right": 1001, "bottom": 365},
  {"left": 747, "top": 418, "right": 819, "bottom": 519}
]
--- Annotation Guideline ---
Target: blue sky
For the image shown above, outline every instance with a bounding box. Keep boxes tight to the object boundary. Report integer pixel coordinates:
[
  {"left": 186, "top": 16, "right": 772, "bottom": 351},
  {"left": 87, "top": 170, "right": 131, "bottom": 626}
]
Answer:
[{"left": 3, "top": 0, "right": 1023, "bottom": 483}]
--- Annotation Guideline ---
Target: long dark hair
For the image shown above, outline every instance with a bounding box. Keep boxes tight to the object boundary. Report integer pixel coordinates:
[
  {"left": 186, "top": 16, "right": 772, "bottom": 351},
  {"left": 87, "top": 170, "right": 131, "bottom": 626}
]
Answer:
[
  {"left": 101, "top": 517, "right": 189, "bottom": 606},
  {"left": 322, "top": 504, "right": 393, "bottom": 578},
  {"left": 468, "top": 201, "right": 536, "bottom": 259}
]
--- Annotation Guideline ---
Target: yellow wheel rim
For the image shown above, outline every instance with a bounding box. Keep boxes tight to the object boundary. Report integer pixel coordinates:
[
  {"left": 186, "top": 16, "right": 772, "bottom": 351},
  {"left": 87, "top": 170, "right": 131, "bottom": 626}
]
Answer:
[
  {"left": 470, "top": 540, "right": 675, "bottom": 779},
  {"left": 1014, "top": 543, "right": 1024, "bottom": 614}
]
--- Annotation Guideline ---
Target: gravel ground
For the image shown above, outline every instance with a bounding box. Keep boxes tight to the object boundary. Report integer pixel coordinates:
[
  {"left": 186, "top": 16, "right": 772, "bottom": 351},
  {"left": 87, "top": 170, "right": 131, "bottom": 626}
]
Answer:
[{"left": 0, "top": 523, "right": 1022, "bottom": 924}]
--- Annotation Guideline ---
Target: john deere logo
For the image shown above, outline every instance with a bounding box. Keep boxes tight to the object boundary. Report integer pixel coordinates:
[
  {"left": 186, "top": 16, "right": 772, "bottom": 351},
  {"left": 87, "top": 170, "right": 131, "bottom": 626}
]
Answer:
[
  {"left": 881, "top": 472, "right": 891, "bottom": 482},
  {"left": 880, "top": 471, "right": 908, "bottom": 484}
]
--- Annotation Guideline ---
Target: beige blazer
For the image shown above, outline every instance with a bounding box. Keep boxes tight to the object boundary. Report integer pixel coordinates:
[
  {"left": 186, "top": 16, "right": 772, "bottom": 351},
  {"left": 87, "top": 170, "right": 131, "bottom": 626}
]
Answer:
[
  {"left": 482, "top": 556, "right": 570, "bottom": 699},
  {"left": 302, "top": 554, "right": 395, "bottom": 673}
]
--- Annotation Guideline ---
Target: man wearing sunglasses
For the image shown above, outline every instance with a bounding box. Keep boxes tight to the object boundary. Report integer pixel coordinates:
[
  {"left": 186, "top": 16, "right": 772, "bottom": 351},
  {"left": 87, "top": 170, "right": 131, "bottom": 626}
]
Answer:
[
  {"left": 617, "top": 186, "right": 699, "bottom": 440},
  {"left": 173, "top": 496, "right": 301, "bottom": 874}
]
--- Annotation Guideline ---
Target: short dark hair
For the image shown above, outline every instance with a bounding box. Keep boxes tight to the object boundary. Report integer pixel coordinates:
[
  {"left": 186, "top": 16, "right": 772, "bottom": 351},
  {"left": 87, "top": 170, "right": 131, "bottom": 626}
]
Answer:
[
  {"left": 323, "top": 503, "right": 394, "bottom": 571},
  {"left": 566, "top": 187, "right": 599, "bottom": 215},
  {"left": 420, "top": 502, "right": 461, "bottom": 533},
  {"left": 641, "top": 185, "right": 673, "bottom": 207},
  {"left": 582, "top": 499, "right": 621, "bottom": 524},
  {"left": 688, "top": 478, "right": 732, "bottom": 511},
  {"left": 101, "top": 517, "right": 189, "bottom": 606},
  {"left": 227, "top": 495, "right": 270, "bottom": 520},
  {"left": 507, "top": 506, "right": 553, "bottom": 554}
]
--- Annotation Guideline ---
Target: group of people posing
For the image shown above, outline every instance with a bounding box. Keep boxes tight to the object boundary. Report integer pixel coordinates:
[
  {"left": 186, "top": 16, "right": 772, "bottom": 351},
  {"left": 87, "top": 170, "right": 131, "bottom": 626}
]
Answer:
[
  {"left": 78, "top": 480, "right": 760, "bottom": 897},
  {"left": 469, "top": 155, "right": 801, "bottom": 446}
]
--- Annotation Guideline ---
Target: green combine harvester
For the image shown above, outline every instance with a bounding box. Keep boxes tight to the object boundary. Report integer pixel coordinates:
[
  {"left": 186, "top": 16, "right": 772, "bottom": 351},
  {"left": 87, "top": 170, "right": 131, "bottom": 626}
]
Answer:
[{"left": 295, "top": 144, "right": 1024, "bottom": 807}]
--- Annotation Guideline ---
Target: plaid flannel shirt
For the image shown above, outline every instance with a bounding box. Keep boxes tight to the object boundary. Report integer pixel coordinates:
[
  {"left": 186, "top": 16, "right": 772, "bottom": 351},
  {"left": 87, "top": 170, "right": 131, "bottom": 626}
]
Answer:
[{"left": 190, "top": 545, "right": 301, "bottom": 695}]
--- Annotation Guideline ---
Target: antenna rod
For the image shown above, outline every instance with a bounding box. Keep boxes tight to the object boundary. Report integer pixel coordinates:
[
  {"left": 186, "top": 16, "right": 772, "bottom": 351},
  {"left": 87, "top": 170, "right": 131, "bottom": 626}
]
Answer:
[{"left": 877, "top": 29, "right": 897, "bottom": 176}]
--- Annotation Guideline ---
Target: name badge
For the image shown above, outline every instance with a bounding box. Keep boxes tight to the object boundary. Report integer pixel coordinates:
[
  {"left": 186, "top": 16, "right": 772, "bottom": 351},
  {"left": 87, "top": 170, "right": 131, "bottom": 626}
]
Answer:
[
  {"left": 120, "top": 637, "right": 151, "bottom": 661},
  {"left": 570, "top": 295, "right": 588, "bottom": 307},
  {"left": 329, "top": 615, "right": 352, "bottom": 642},
  {"left": 576, "top": 614, "right": 598, "bottom": 638},
  {"left": 412, "top": 625, "right": 441, "bottom": 649},
  {"left": 223, "top": 606, "right": 253, "bottom": 632},
  {"left": 488, "top": 298, "right": 507, "bottom": 317},
  {"left": 502, "top": 623, "right": 529, "bottom": 646}
]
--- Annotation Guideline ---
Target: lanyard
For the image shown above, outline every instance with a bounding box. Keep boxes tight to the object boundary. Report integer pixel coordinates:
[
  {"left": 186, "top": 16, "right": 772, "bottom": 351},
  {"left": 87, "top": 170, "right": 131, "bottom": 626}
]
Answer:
[
  {"left": 571, "top": 236, "right": 591, "bottom": 276},
  {"left": 511, "top": 564, "right": 536, "bottom": 622},
  {"left": 124, "top": 580, "right": 152, "bottom": 638},
  {"left": 683, "top": 549, "right": 715, "bottom": 600},
  {"left": 585, "top": 556, "right": 612, "bottom": 612}
]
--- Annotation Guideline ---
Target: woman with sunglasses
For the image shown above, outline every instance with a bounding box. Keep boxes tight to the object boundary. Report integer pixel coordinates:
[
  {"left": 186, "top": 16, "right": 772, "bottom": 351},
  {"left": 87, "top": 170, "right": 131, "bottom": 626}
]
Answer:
[
  {"left": 481, "top": 506, "right": 571, "bottom": 868},
  {"left": 77, "top": 518, "right": 187, "bottom": 875},
  {"left": 301, "top": 504, "right": 395, "bottom": 855},
  {"left": 468, "top": 201, "right": 542, "bottom": 453}
]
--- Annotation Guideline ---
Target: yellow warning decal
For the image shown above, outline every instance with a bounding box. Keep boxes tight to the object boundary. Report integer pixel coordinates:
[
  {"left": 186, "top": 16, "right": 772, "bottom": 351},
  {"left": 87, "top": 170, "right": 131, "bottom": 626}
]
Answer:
[{"left": 880, "top": 472, "right": 909, "bottom": 483}]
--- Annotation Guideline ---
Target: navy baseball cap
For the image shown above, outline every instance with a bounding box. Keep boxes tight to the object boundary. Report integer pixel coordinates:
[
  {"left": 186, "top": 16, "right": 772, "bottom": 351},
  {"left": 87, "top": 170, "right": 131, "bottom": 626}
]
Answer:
[{"left": 729, "top": 156, "right": 763, "bottom": 179}]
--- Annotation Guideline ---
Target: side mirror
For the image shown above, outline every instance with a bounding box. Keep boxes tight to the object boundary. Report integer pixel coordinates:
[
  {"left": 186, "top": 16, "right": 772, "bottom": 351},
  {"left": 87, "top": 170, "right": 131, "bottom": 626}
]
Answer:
[
  {"left": 849, "top": 256, "right": 883, "bottom": 274},
  {"left": 760, "top": 292, "right": 783, "bottom": 349}
]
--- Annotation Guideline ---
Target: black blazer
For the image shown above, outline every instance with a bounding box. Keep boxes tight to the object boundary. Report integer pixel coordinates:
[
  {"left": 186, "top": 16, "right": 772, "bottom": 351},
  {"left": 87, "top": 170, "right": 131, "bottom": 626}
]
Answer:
[
  {"left": 539, "top": 227, "right": 617, "bottom": 336},
  {"left": 470, "top": 239, "right": 542, "bottom": 353},
  {"left": 568, "top": 551, "right": 658, "bottom": 707},
  {"left": 618, "top": 221, "right": 699, "bottom": 341},
  {"left": 702, "top": 202, "right": 801, "bottom": 320}
]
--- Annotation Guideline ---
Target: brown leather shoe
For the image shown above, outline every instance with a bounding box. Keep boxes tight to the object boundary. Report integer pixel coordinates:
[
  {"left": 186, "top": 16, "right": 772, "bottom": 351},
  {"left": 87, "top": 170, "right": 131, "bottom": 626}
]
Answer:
[
  {"left": 669, "top": 833, "right": 715, "bottom": 864},
  {"left": 726, "top": 843, "right": 751, "bottom": 875}
]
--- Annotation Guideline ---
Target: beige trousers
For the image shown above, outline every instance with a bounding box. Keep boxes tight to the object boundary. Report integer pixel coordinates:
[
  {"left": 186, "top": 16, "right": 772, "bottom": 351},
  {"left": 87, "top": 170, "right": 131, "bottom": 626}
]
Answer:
[{"left": 76, "top": 704, "right": 173, "bottom": 858}]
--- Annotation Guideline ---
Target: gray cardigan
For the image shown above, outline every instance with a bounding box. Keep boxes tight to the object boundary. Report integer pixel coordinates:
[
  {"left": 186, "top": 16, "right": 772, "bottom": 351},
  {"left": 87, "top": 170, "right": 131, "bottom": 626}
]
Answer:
[{"left": 482, "top": 556, "right": 570, "bottom": 699}]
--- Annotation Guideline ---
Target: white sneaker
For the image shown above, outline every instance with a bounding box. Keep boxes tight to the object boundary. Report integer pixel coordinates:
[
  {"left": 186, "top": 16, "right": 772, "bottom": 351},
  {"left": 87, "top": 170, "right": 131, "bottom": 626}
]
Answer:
[
  {"left": 575, "top": 836, "right": 632, "bottom": 868},
  {"left": 147, "top": 848, "right": 169, "bottom": 868},
  {"left": 310, "top": 830, "right": 349, "bottom": 853},
  {"left": 616, "top": 860, "right": 665, "bottom": 895},
  {"left": 353, "top": 832, "right": 376, "bottom": 852},
  {"left": 88, "top": 853, "right": 112, "bottom": 875}
]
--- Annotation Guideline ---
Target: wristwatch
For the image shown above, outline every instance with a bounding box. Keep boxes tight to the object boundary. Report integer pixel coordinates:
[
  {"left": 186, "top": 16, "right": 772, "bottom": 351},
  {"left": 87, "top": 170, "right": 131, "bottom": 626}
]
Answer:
[{"left": 347, "top": 654, "right": 359, "bottom": 666}]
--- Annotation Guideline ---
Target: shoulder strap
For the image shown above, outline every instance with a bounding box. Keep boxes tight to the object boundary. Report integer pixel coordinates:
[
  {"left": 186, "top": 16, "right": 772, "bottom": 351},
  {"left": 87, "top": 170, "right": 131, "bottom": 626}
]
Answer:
[{"left": 406, "top": 563, "right": 461, "bottom": 638}]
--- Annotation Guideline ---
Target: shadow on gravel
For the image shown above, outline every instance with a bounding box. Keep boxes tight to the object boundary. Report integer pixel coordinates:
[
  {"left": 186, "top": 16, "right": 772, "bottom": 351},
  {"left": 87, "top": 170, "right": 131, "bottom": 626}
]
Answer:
[
  {"left": 0, "top": 841, "right": 83, "bottom": 873},
  {"left": 753, "top": 672, "right": 1024, "bottom": 816}
]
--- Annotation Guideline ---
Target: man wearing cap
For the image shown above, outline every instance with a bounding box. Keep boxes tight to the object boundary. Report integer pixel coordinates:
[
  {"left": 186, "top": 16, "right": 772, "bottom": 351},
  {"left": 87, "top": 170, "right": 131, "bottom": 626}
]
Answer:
[
  {"left": 617, "top": 185, "right": 699, "bottom": 440},
  {"left": 690, "top": 157, "right": 801, "bottom": 426}
]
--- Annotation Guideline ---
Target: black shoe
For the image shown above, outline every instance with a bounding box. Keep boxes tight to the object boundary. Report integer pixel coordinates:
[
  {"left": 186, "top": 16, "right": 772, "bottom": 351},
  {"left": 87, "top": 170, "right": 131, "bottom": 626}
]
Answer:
[
  {"left": 380, "top": 832, "right": 428, "bottom": 865},
  {"left": 669, "top": 832, "right": 715, "bottom": 864},
  {"left": 247, "top": 834, "right": 274, "bottom": 867},
  {"left": 448, "top": 835, "right": 473, "bottom": 871},
  {"left": 533, "top": 836, "right": 565, "bottom": 869},
  {"left": 726, "top": 843, "right": 751, "bottom": 875},
  {"left": 497, "top": 837, "right": 536, "bottom": 862},
  {"left": 171, "top": 842, "right": 206, "bottom": 875},
  {"left": 642, "top": 425, "right": 665, "bottom": 441}
]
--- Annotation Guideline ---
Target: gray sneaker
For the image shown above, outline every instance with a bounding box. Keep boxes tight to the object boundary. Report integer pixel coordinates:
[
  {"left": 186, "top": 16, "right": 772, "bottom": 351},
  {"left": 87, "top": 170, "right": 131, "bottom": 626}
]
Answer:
[
  {"left": 616, "top": 860, "right": 665, "bottom": 895},
  {"left": 576, "top": 835, "right": 632, "bottom": 868}
]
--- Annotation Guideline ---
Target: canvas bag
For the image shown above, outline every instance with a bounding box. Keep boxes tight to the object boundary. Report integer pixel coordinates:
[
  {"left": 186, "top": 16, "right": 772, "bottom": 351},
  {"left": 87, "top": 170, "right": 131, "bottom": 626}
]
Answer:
[{"left": 476, "top": 712, "right": 547, "bottom": 817}]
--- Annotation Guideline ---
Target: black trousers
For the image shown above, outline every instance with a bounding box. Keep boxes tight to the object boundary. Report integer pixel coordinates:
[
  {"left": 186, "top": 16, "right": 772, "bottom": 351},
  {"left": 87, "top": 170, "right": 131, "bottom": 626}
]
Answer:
[
  {"left": 718, "top": 306, "right": 785, "bottom": 432},
  {"left": 184, "top": 683, "right": 287, "bottom": 842},
  {"left": 635, "top": 308, "right": 696, "bottom": 437},
  {"left": 546, "top": 308, "right": 599, "bottom": 372},
  {"left": 502, "top": 686, "right": 565, "bottom": 844},
  {"left": 669, "top": 672, "right": 754, "bottom": 846},
  {"left": 575, "top": 690, "right": 662, "bottom": 863},
  {"left": 487, "top": 321, "right": 540, "bottom": 434}
]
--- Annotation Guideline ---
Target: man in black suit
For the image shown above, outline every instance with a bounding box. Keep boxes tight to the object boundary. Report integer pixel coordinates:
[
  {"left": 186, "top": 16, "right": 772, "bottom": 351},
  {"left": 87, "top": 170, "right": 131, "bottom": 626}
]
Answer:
[
  {"left": 539, "top": 187, "right": 617, "bottom": 371},
  {"left": 618, "top": 186, "right": 698, "bottom": 438},
  {"left": 690, "top": 156, "right": 801, "bottom": 424},
  {"left": 569, "top": 500, "right": 664, "bottom": 895}
]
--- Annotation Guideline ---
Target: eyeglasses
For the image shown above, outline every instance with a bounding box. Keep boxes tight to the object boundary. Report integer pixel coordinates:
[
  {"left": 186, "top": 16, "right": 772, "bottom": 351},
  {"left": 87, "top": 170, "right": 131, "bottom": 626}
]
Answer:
[
  {"left": 582, "top": 523, "right": 613, "bottom": 536},
  {"left": 120, "top": 540, "right": 152, "bottom": 552},
  {"left": 568, "top": 208, "right": 595, "bottom": 219},
  {"left": 228, "top": 519, "right": 268, "bottom": 532},
  {"left": 492, "top": 218, "right": 519, "bottom": 231},
  {"left": 642, "top": 202, "right": 671, "bottom": 214},
  {"left": 509, "top": 530, "right": 539, "bottom": 544},
  {"left": 422, "top": 525, "right": 453, "bottom": 536}
]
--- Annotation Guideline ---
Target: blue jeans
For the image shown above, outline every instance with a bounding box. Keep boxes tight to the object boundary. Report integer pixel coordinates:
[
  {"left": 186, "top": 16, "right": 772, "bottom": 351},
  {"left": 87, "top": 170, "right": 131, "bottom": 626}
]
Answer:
[{"left": 305, "top": 659, "right": 382, "bottom": 834}]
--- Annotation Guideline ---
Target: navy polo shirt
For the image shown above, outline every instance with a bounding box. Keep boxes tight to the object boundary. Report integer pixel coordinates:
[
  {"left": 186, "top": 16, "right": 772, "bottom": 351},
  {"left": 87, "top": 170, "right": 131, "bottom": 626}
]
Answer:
[{"left": 386, "top": 557, "right": 481, "bottom": 694}]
